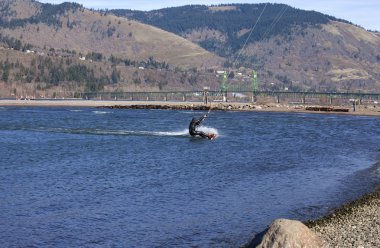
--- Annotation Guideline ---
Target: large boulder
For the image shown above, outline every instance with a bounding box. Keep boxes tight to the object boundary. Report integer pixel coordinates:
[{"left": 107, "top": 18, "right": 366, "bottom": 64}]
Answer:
[{"left": 248, "top": 219, "right": 327, "bottom": 248}]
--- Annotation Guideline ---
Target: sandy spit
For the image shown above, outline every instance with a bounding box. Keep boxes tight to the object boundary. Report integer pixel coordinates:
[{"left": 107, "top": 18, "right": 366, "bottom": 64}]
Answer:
[{"left": 1, "top": 99, "right": 380, "bottom": 116}]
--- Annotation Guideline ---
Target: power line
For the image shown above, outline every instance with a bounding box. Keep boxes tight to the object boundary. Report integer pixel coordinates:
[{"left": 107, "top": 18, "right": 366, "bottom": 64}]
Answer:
[
  {"left": 228, "top": 3, "right": 269, "bottom": 76},
  {"left": 262, "top": 4, "right": 289, "bottom": 39},
  {"left": 223, "top": 4, "right": 290, "bottom": 91}
]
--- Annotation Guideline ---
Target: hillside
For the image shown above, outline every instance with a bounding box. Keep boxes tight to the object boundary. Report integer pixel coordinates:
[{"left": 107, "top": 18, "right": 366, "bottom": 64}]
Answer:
[
  {"left": 112, "top": 4, "right": 345, "bottom": 57},
  {"left": 0, "top": 44, "right": 225, "bottom": 99},
  {"left": 0, "top": 0, "right": 227, "bottom": 98},
  {"left": 242, "top": 21, "right": 380, "bottom": 92},
  {"left": 0, "top": 0, "right": 222, "bottom": 69},
  {"left": 113, "top": 4, "right": 380, "bottom": 92},
  {"left": 1, "top": 1, "right": 380, "bottom": 95}
]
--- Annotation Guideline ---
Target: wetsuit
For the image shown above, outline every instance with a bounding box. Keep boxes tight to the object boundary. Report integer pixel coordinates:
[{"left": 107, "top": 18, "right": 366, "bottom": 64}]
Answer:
[{"left": 189, "top": 114, "right": 208, "bottom": 138}]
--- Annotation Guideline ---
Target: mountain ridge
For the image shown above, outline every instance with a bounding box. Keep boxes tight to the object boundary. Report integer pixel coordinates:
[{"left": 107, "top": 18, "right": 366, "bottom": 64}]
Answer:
[
  {"left": 0, "top": 1, "right": 380, "bottom": 97},
  {"left": 112, "top": 4, "right": 380, "bottom": 92},
  {"left": 111, "top": 4, "right": 351, "bottom": 57},
  {"left": 0, "top": 0, "right": 222, "bottom": 69}
]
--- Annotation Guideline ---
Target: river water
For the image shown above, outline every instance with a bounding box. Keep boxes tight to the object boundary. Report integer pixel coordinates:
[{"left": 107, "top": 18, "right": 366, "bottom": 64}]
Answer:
[{"left": 0, "top": 106, "right": 379, "bottom": 247}]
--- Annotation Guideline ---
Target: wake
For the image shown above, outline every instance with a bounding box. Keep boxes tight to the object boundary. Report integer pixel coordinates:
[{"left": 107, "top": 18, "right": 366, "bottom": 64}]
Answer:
[
  {"left": 139, "top": 129, "right": 189, "bottom": 137},
  {"left": 16, "top": 127, "right": 220, "bottom": 138},
  {"left": 198, "top": 126, "right": 219, "bottom": 136},
  {"left": 26, "top": 127, "right": 191, "bottom": 137}
]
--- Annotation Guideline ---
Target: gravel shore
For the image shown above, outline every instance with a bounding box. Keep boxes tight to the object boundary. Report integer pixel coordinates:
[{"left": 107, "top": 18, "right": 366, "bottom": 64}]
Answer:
[{"left": 306, "top": 185, "right": 380, "bottom": 247}]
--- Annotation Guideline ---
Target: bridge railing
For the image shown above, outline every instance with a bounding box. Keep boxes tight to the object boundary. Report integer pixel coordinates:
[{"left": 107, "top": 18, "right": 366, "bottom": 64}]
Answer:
[{"left": 81, "top": 90, "right": 380, "bottom": 105}]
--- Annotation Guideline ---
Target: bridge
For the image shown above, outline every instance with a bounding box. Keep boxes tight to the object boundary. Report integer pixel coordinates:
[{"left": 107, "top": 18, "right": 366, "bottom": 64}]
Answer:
[{"left": 81, "top": 90, "right": 380, "bottom": 105}]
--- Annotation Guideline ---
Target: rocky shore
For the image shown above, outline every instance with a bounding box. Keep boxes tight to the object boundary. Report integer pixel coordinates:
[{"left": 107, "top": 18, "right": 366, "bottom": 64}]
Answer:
[
  {"left": 307, "top": 185, "right": 380, "bottom": 247},
  {"left": 246, "top": 185, "right": 380, "bottom": 247}
]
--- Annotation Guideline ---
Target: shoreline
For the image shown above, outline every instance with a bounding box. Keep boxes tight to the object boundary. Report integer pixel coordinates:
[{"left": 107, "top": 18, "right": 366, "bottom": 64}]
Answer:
[
  {"left": 245, "top": 161, "right": 380, "bottom": 247},
  {"left": 306, "top": 182, "right": 380, "bottom": 247},
  {"left": 1, "top": 99, "right": 380, "bottom": 117}
]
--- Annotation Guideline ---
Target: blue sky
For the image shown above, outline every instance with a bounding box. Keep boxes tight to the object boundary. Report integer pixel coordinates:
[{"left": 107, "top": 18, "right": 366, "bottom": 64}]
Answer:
[{"left": 38, "top": 0, "right": 380, "bottom": 31}]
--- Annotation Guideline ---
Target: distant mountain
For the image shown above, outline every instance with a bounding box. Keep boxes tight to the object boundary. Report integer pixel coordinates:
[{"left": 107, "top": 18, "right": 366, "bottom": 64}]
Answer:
[
  {"left": 1, "top": 1, "right": 380, "bottom": 95},
  {"left": 0, "top": 0, "right": 225, "bottom": 97},
  {"left": 112, "top": 4, "right": 380, "bottom": 92},
  {"left": 111, "top": 4, "right": 348, "bottom": 57},
  {"left": 0, "top": 0, "right": 222, "bottom": 69}
]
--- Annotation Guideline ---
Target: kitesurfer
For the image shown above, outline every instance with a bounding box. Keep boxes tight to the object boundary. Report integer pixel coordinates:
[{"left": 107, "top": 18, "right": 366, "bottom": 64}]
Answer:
[{"left": 189, "top": 113, "right": 213, "bottom": 139}]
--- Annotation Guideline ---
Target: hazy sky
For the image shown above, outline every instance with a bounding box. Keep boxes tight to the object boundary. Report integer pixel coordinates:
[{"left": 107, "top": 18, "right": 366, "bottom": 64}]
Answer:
[{"left": 38, "top": 0, "right": 380, "bottom": 31}]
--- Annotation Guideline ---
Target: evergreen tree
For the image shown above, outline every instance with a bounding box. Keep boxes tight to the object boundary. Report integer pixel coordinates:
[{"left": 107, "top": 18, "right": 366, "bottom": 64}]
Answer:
[{"left": 111, "top": 69, "right": 119, "bottom": 84}]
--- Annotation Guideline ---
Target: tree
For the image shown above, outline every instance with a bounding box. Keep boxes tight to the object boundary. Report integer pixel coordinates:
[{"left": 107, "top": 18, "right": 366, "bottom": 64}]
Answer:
[
  {"left": 1, "top": 60, "right": 10, "bottom": 82},
  {"left": 111, "top": 69, "right": 119, "bottom": 84},
  {"left": 1, "top": 69, "right": 9, "bottom": 82},
  {"left": 228, "top": 71, "right": 235, "bottom": 79}
]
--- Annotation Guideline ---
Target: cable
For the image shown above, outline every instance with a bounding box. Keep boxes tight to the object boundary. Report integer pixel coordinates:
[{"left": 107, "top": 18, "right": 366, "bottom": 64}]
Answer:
[
  {"left": 211, "top": 4, "right": 289, "bottom": 105},
  {"left": 228, "top": 3, "right": 269, "bottom": 79},
  {"left": 223, "top": 4, "right": 289, "bottom": 91},
  {"left": 262, "top": 4, "right": 289, "bottom": 39}
]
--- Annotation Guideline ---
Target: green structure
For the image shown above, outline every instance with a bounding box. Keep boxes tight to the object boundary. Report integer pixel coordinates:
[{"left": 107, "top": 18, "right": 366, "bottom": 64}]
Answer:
[
  {"left": 251, "top": 70, "right": 258, "bottom": 102},
  {"left": 221, "top": 71, "right": 228, "bottom": 102}
]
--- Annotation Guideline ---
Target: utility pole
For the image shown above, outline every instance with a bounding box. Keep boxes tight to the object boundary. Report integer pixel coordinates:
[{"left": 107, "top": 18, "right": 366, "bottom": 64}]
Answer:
[
  {"left": 251, "top": 70, "right": 258, "bottom": 102},
  {"left": 203, "top": 86, "right": 209, "bottom": 104},
  {"left": 221, "top": 71, "right": 228, "bottom": 102}
]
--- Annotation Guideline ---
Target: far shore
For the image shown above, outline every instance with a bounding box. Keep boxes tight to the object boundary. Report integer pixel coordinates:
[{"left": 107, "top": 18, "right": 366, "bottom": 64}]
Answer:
[{"left": 1, "top": 99, "right": 380, "bottom": 116}]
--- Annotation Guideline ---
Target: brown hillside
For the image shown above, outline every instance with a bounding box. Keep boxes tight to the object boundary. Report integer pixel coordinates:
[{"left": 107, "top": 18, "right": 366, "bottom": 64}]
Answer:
[
  {"left": 0, "top": 0, "right": 41, "bottom": 21},
  {"left": 243, "top": 21, "right": 380, "bottom": 92},
  {"left": 2, "top": 1, "right": 380, "bottom": 95},
  {"left": 0, "top": 0, "right": 223, "bottom": 69},
  {"left": 0, "top": 45, "right": 223, "bottom": 98},
  {"left": 124, "top": 4, "right": 380, "bottom": 93}
]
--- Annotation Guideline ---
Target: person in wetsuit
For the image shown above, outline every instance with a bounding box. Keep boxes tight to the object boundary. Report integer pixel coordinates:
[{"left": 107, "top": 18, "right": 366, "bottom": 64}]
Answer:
[{"left": 189, "top": 113, "right": 209, "bottom": 139}]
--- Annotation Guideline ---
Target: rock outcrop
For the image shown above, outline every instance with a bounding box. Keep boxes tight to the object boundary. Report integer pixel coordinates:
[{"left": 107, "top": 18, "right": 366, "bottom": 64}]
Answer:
[{"left": 247, "top": 219, "right": 327, "bottom": 248}]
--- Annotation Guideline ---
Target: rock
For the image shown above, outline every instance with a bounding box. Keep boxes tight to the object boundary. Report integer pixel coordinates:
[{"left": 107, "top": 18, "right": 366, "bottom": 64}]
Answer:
[{"left": 248, "top": 219, "right": 327, "bottom": 248}]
